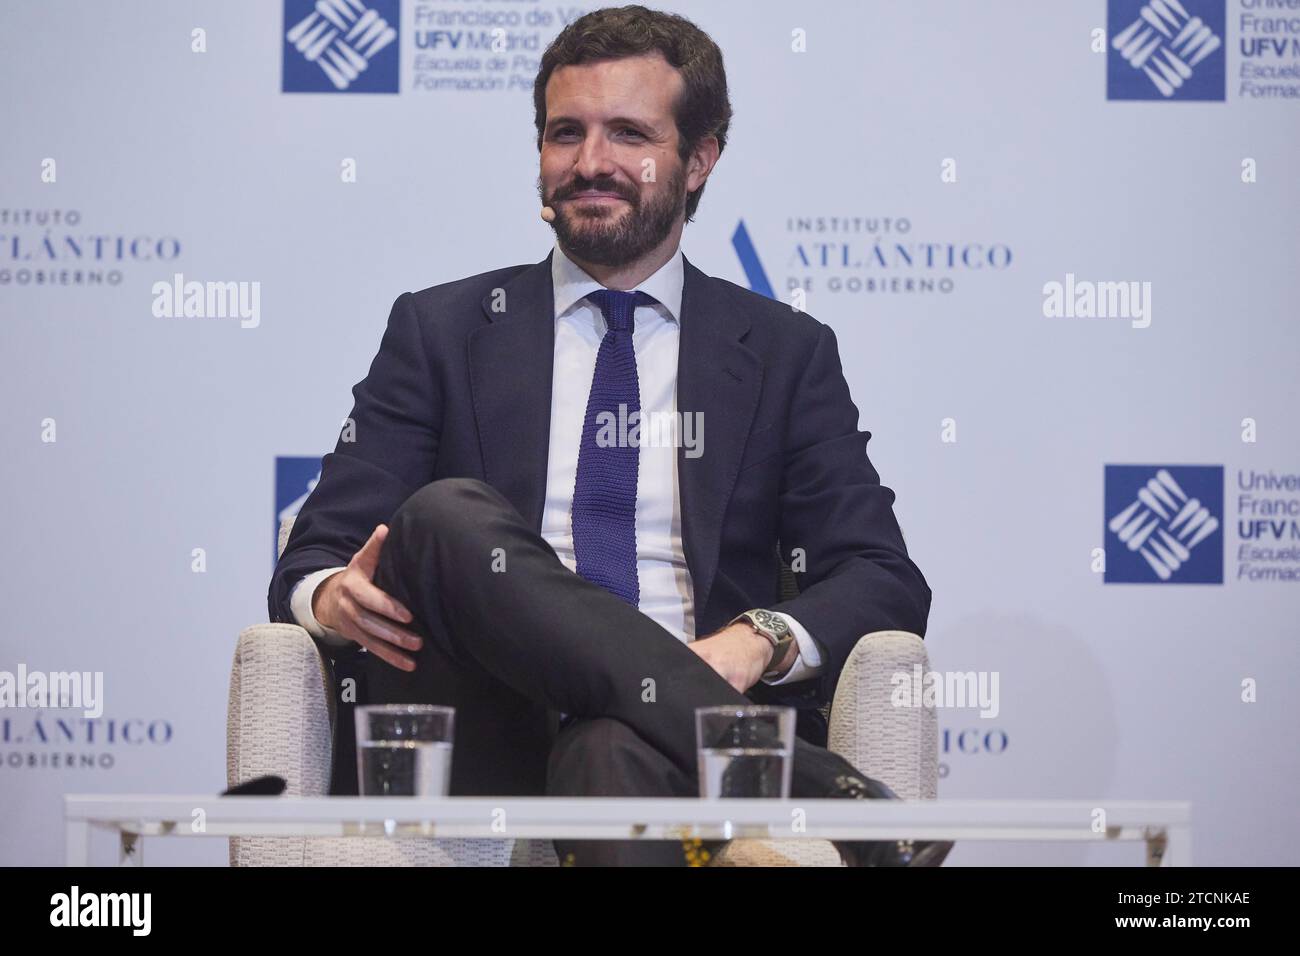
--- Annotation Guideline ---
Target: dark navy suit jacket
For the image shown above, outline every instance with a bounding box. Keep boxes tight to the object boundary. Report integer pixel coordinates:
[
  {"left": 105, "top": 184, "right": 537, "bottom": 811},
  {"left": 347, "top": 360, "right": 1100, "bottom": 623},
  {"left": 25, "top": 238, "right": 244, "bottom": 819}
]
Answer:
[{"left": 268, "top": 249, "right": 931, "bottom": 724}]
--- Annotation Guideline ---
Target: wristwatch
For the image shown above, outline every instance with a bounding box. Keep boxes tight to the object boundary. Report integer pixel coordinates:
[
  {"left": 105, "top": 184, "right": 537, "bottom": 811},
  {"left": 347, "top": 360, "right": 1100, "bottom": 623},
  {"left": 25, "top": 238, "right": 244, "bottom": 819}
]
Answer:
[{"left": 730, "top": 609, "right": 796, "bottom": 680}]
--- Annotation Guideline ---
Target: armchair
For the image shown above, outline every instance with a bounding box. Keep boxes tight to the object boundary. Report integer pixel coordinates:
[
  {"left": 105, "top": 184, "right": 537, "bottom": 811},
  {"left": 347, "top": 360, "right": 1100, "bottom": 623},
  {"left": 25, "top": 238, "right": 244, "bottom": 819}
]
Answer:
[{"left": 227, "top": 518, "right": 938, "bottom": 865}]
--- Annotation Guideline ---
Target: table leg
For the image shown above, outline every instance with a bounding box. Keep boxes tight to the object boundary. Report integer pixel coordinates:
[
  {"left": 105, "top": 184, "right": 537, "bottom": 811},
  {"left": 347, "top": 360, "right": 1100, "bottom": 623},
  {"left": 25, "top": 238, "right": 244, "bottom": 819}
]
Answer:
[{"left": 1143, "top": 827, "right": 1167, "bottom": 866}]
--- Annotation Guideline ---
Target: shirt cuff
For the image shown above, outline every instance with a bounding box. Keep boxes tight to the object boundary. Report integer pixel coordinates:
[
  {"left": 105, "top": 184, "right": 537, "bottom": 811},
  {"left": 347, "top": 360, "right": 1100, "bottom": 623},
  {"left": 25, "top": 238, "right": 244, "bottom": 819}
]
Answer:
[
  {"left": 760, "top": 612, "right": 825, "bottom": 686},
  {"left": 290, "top": 567, "right": 349, "bottom": 646}
]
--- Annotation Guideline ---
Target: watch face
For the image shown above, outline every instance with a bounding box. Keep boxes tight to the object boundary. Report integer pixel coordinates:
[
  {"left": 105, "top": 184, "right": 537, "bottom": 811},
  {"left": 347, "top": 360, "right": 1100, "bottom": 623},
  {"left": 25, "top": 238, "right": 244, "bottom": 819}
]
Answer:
[{"left": 751, "top": 609, "right": 788, "bottom": 637}]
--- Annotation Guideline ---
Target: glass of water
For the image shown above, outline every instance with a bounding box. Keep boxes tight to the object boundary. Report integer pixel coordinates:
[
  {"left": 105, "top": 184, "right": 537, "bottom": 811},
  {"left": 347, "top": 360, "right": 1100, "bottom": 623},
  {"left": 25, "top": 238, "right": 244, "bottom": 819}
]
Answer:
[
  {"left": 695, "top": 705, "right": 796, "bottom": 798},
  {"left": 355, "top": 704, "right": 455, "bottom": 797}
]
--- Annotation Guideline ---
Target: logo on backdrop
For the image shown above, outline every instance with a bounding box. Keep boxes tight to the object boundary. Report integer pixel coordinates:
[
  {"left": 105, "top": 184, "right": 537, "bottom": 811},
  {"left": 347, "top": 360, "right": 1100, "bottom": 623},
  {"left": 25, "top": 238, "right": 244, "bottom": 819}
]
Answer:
[
  {"left": 0, "top": 208, "right": 182, "bottom": 288},
  {"left": 939, "top": 726, "right": 1009, "bottom": 780},
  {"left": 1, "top": 708, "right": 173, "bottom": 771},
  {"left": 1106, "top": 0, "right": 1225, "bottom": 100},
  {"left": 275, "top": 456, "right": 323, "bottom": 561},
  {"left": 1104, "top": 465, "right": 1224, "bottom": 583},
  {"left": 732, "top": 216, "right": 1014, "bottom": 304},
  {"left": 282, "top": 0, "right": 399, "bottom": 93}
]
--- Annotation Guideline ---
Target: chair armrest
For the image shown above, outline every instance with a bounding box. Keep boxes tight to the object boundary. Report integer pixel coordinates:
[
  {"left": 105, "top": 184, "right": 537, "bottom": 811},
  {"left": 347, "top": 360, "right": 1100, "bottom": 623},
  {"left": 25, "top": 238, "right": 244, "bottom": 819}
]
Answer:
[
  {"left": 826, "top": 630, "right": 938, "bottom": 800},
  {"left": 227, "top": 623, "right": 334, "bottom": 799}
]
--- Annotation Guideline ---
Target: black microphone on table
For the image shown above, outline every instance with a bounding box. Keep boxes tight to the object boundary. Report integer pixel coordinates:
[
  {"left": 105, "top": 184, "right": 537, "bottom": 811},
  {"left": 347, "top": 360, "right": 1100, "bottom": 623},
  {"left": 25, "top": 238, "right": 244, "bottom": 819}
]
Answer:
[{"left": 222, "top": 775, "right": 287, "bottom": 796}]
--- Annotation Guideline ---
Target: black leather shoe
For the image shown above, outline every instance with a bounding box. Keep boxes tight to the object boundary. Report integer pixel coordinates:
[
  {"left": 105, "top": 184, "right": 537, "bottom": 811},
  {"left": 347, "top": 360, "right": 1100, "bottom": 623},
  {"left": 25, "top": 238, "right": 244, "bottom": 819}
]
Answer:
[{"left": 826, "top": 772, "right": 954, "bottom": 867}]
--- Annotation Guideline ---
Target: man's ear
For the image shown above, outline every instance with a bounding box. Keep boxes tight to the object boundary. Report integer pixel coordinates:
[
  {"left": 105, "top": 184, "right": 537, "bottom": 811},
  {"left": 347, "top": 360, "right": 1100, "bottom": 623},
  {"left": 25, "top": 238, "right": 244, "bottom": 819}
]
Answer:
[{"left": 687, "top": 134, "right": 721, "bottom": 192}]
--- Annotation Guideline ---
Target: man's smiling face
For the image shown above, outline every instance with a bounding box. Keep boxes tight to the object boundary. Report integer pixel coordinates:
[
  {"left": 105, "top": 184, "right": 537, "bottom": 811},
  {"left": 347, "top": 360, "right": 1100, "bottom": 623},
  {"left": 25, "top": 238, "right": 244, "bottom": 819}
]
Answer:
[{"left": 538, "top": 53, "right": 710, "bottom": 267}]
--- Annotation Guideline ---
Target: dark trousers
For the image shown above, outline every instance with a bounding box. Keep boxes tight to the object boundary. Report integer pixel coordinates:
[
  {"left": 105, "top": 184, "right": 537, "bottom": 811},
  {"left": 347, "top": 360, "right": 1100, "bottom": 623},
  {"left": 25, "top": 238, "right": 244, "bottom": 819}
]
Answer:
[{"left": 363, "top": 478, "right": 858, "bottom": 866}]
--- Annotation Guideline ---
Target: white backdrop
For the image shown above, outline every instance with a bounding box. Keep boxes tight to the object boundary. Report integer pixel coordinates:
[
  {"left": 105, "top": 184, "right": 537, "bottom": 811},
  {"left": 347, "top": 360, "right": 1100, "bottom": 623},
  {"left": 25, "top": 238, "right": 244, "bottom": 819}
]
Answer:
[{"left": 2, "top": 0, "right": 1297, "bottom": 865}]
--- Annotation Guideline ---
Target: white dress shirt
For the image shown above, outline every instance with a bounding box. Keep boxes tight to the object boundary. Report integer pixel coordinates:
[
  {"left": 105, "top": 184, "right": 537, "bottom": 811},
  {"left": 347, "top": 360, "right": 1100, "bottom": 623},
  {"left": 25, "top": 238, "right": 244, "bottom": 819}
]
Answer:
[{"left": 290, "top": 240, "right": 825, "bottom": 686}]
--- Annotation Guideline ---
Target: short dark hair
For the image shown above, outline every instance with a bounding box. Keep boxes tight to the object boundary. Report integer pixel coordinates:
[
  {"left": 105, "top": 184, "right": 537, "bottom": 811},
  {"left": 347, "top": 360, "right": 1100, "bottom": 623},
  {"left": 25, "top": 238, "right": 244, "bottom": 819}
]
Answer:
[{"left": 533, "top": 4, "right": 732, "bottom": 222}]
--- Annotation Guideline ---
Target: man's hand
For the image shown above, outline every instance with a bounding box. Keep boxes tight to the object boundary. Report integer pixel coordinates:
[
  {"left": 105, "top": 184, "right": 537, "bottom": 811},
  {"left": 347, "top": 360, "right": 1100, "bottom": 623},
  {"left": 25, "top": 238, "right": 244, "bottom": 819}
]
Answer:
[
  {"left": 689, "top": 622, "right": 797, "bottom": 694},
  {"left": 312, "top": 524, "right": 423, "bottom": 672}
]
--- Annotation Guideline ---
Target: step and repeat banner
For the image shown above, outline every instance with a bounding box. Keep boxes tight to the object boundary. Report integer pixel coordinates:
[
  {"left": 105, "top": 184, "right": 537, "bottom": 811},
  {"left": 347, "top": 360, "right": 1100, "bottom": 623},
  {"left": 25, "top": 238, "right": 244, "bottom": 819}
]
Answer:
[{"left": 2, "top": 1, "right": 1296, "bottom": 865}]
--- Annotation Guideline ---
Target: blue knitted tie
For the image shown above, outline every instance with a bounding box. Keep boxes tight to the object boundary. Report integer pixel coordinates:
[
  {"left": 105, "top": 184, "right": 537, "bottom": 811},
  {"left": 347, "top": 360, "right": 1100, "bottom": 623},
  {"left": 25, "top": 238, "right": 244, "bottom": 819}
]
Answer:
[{"left": 571, "top": 288, "right": 654, "bottom": 606}]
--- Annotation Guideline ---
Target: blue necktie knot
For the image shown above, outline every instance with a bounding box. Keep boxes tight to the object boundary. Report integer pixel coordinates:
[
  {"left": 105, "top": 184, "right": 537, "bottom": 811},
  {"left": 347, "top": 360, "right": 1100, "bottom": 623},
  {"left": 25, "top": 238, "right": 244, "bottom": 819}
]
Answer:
[{"left": 587, "top": 289, "right": 654, "bottom": 334}]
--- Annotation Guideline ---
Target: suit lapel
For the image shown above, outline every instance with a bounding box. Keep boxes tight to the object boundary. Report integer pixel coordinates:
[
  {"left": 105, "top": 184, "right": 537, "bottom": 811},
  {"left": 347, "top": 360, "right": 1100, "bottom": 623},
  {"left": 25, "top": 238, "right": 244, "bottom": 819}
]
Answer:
[
  {"left": 677, "top": 255, "right": 763, "bottom": 619},
  {"left": 469, "top": 252, "right": 555, "bottom": 532}
]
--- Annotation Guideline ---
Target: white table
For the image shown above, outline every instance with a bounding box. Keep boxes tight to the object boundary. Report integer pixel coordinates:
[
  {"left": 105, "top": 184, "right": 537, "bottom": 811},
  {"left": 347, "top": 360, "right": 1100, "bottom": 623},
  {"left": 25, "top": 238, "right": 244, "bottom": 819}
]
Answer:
[{"left": 63, "top": 795, "right": 1192, "bottom": 866}]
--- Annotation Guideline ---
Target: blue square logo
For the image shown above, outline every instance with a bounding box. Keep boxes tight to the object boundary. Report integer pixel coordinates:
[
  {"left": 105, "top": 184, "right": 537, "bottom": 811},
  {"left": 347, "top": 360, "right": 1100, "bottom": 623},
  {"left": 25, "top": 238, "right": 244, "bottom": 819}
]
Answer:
[
  {"left": 1107, "top": 0, "right": 1225, "bottom": 101},
  {"left": 282, "top": 0, "right": 399, "bottom": 94},
  {"left": 1104, "top": 465, "right": 1223, "bottom": 583},
  {"left": 275, "top": 456, "right": 323, "bottom": 562}
]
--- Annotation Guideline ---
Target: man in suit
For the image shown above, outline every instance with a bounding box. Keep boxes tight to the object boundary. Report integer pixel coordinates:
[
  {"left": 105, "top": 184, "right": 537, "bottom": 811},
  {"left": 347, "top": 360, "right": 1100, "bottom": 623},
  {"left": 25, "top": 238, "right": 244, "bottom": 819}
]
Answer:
[{"left": 269, "top": 4, "right": 947, "bottom": 867}]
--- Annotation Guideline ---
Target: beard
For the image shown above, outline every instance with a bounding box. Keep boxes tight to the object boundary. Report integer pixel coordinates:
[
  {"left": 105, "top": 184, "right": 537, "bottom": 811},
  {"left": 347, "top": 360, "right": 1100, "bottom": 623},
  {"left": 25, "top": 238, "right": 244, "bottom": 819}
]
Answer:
[{"left": 539, "top": 163, "right": 686, "bottom": 267}]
